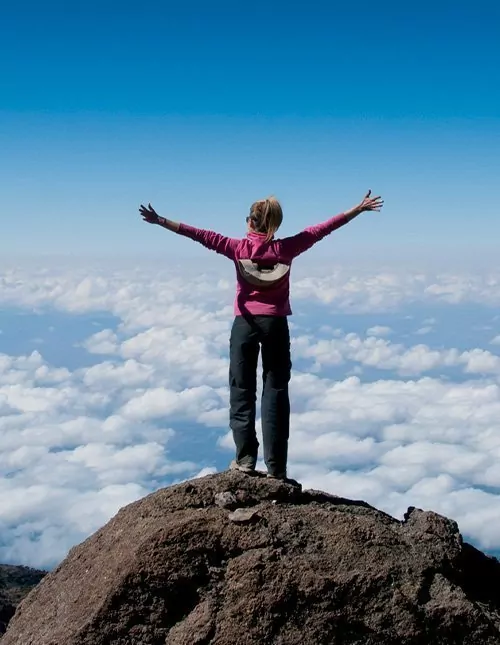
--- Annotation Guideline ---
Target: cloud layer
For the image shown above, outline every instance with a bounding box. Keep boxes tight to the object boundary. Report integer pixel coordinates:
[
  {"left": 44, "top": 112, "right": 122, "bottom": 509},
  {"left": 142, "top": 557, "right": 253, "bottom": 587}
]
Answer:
[{"left": 1, "top": 259, "right": 500, "bottom": 567}]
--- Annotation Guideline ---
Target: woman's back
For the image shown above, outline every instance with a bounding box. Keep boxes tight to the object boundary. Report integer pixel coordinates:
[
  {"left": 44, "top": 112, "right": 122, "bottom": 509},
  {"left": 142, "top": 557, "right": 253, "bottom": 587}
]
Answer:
[{"left": 233, "top": 229, "right": 294, "bottom": 317}]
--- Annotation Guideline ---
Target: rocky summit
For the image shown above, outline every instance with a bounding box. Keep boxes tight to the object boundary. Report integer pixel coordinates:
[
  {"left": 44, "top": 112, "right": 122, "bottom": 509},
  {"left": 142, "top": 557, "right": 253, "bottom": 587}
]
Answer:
[{"left": 3, "top": 471, "right": 500, "bottom": 645}]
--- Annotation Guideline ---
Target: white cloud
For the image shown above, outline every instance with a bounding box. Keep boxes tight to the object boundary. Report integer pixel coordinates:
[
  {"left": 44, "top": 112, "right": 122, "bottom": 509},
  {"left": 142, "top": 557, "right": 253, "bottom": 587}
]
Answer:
[
  {"left": 461, "top": 349, "right": 500, "bottom": 374},
  {"left": 82, "top": 359, "right": 154, "bottom": 389},
  {"left": 2, "top": 261, "right": 500, "bottom": 316},
  {"left": 415, "top": 326, "right": 433, "bottom": 335},
  {"left": 0, "top": 347, "right": 226, "bottom": 567},
  {"left": 0, "top": 482, "right": 146, "bottom": 567},
  {"left": 490, "top": 335, "right": 500, "bottom": 346},
  {"left": 82, "top": 329, "right": 119, "bottom": 355},
  {"left": 366, "top": 325, "right": 392, "bottom": 337},
  {"left": 192, "top": 466, "right": 218, "bottom": 479},
  {"left": 119, "top": 385, "right": 226, "bottom": 422},
  {"left": 293, "top": 332, "right": 500, "bottom": 376}
]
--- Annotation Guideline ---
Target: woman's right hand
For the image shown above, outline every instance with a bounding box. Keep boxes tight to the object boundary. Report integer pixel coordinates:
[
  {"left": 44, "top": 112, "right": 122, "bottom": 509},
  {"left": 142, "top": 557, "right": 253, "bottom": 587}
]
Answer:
[{"left": 139, "top": 203, "right": 160, "bottom": 224}]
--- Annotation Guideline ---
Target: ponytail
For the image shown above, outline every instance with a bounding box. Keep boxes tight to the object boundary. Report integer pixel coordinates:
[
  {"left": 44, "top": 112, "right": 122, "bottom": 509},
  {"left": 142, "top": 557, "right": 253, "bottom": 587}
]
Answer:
[{"left": 248, "top": 196, "right": 283, "bottom": 242}]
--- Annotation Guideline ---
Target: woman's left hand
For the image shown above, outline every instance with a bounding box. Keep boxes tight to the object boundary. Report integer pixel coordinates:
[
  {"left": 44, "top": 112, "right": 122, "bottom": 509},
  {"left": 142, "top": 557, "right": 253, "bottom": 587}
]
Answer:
[{"left": 357, "top": 190, "right": 384, "bottom": 213}]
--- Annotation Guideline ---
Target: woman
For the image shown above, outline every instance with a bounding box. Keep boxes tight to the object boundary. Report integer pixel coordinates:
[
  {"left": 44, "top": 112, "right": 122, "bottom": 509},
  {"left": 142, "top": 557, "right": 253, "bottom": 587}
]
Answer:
[{"left": 139, "top": 190, "right": 383, "bottom": 480}]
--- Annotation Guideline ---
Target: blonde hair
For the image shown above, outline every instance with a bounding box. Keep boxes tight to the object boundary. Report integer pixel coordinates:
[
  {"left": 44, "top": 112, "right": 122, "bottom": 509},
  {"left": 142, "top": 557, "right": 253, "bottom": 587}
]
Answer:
[{"left": 248, "top": 196, "right": 283, "bottom": 242}]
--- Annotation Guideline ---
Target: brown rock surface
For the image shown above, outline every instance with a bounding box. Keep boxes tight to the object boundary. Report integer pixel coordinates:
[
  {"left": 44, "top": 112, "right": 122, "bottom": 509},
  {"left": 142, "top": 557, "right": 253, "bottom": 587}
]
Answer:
[{"left": 3, "top": 471, "right": 500, "bottom": 644}]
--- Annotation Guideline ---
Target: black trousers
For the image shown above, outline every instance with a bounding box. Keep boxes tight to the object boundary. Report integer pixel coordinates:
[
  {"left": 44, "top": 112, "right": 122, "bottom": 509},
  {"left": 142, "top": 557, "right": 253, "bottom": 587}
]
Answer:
[{"left": 229, "top": 315, "right": 291, "bottom": 476}]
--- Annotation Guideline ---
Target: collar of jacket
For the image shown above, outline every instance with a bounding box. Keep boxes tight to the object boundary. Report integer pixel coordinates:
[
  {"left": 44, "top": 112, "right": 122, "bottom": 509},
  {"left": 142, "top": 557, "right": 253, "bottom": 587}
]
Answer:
[{"left": 246, "top": 231, "right": 273, "bottom": 240}]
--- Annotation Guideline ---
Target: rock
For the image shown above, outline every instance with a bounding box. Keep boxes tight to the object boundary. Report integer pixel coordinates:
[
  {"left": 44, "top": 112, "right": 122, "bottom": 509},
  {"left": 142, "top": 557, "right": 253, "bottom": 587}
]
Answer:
[
  {"left": 3, "top": 471, "right": 500, "bottom": 645},
  {"left": 228, "top": 508, "right": 259, "bottom": 523},
  {"left": 214, "top": 491, "right": 237, "bottom": 509},
  {"left": 0, "top": 564, "right": 46, "bottom": 635}
]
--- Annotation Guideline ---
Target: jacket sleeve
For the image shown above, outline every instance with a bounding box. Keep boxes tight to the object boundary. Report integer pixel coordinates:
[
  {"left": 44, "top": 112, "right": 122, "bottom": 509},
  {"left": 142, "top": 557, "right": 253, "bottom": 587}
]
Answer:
[
  {"left": 177, "top": 223, "right": 240, "bottom": 260},
  {"left": 279, "top": 213, "right": 351, "bottom": 260}
]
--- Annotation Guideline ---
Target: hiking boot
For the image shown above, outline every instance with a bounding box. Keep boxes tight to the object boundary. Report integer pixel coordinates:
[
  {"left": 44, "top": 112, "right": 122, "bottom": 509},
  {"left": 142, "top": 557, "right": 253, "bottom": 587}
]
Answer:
[
  {"left": 266, "top": 472, "right": 287, "bottom": 480},
  {"left": 229, "top": 459, "right": 256, "bottom": 474},
  {"left": 267, "top": 472, "right": 301, "bottom": 488}
]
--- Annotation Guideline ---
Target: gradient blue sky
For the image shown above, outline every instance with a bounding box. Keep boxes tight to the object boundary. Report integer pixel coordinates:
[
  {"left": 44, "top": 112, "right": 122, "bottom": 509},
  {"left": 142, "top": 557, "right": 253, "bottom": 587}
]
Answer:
[{"left": 1, "top": 0, "right": 499, "bottom": 260}]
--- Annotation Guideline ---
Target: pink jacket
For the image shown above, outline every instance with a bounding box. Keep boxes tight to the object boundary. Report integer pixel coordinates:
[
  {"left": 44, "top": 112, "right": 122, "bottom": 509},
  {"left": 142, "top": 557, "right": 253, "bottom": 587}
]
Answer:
[{"left": 177, "top": 212, "right": 350, "bottom": 316}]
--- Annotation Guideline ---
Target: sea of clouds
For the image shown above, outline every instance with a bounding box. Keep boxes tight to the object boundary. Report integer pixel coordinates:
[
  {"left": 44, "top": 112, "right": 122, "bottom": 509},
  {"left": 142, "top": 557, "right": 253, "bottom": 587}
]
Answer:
[{"left": 1, "top": 258, "right": 500, "bottom": 568}]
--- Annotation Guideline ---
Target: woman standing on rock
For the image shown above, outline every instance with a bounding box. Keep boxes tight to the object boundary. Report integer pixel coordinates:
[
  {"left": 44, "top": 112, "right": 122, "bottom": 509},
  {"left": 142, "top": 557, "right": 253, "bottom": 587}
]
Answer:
[{"left": 139, "top": 191, "right": 383, "bottom": 480}]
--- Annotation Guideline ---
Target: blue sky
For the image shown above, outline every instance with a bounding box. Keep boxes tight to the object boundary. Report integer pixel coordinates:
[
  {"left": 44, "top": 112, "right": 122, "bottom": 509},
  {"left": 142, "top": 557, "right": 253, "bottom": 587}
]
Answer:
[{"left": 1, "top": 0, "right": 499, "bottom": 259}]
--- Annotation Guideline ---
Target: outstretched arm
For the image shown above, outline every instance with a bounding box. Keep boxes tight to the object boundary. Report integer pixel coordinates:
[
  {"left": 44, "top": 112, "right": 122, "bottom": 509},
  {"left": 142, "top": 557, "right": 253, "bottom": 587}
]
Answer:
[
  {"left": 139, "top": 203, "right": 240, "bottom": 260},
  {"left": 280, "top": 190, "right": 383, "bottom": 259}
]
